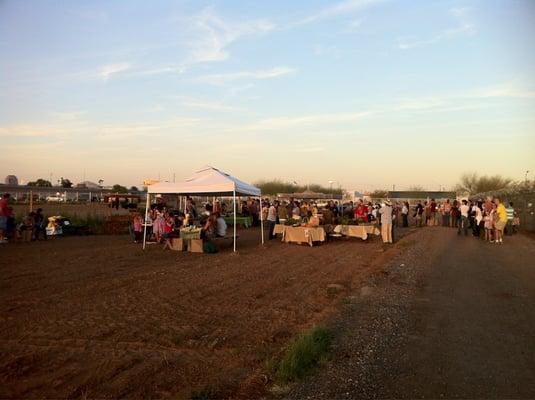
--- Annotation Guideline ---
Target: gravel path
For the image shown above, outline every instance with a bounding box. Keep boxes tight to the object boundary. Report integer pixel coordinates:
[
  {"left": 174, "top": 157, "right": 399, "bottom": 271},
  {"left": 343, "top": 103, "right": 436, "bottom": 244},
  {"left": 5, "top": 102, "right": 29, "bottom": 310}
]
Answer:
[{"left": 285, "top": 228, "right": 535, "bottom": 399}]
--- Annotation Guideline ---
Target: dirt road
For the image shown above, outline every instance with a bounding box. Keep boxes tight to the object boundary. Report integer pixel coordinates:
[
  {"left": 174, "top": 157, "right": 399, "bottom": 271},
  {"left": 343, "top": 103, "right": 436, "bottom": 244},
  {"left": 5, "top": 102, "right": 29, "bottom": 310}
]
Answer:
[{"left": 287, "top": 228, "right": 535, "bottom": 399}]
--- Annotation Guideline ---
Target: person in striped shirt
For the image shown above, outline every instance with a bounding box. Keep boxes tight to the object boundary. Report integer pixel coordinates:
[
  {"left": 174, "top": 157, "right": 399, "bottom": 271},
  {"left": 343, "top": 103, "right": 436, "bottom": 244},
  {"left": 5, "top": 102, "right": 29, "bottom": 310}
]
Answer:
[{"left": 506, "top": 202, "right": 515, "bottom": 235}]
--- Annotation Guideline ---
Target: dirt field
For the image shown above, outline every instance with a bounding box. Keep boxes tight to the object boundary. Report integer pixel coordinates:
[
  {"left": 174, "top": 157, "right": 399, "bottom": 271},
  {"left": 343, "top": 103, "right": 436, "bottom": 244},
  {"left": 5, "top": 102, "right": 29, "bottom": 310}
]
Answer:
[{"left": 0, "top": 227, "right": 408, "bottom": 399}]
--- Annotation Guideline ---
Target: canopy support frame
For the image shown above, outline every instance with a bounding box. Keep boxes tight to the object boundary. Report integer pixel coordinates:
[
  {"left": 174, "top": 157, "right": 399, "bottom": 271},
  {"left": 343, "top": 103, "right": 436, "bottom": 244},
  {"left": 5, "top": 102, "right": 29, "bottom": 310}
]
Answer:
[
  {"left": 233, "top": 189, "right": 237, "bottom": 252},
  {"left": 142, "top": 193, "right": 150, "bottom": 250}
]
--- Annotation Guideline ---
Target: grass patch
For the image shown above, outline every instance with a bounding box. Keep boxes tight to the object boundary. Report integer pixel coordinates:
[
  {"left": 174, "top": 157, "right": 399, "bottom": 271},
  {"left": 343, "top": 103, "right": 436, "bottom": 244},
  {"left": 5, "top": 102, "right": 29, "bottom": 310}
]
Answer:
[
  {"left": 276, "top": 326, "right": 332, "bottom": 384},
  {"left": 68, "top": 213, "right": 105, "bottom": 233}
]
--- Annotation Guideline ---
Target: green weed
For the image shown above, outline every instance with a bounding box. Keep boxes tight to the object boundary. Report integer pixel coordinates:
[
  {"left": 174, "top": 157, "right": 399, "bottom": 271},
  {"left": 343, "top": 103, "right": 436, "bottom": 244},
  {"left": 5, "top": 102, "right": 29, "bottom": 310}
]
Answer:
[{"left": 276, "top": 326, "right": 332, "bottom": 383}]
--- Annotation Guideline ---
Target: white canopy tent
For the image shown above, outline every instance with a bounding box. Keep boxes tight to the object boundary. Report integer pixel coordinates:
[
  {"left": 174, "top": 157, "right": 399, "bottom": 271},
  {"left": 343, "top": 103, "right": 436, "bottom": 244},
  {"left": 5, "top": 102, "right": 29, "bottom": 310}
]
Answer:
[{"left": 143, "top": 166, "right": 264, "bottom": 252}]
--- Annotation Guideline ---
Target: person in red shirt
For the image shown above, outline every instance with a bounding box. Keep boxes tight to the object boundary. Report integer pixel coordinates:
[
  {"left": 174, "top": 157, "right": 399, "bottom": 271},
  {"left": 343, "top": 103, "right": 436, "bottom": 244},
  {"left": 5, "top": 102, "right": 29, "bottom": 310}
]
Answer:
[
  {"left": 354, "top": 202, "right": 368, "bottom": 223},
  {"left": 0, "top": 193, "right": 11, "bottom": 243}
]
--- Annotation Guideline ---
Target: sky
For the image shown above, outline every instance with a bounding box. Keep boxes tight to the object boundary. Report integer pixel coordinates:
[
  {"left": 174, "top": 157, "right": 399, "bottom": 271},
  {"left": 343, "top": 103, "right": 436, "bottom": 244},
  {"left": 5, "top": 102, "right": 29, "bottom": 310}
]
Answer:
[{"left": 1, "top": 0, "right": 534, "bottom": 191}]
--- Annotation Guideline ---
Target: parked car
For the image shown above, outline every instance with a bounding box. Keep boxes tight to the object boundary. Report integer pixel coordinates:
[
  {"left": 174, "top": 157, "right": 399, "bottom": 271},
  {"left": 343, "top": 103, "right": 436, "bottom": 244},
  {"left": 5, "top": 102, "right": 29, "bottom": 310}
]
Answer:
[{"left": 46, "top": 195, "right": 64, "bottom": 202}]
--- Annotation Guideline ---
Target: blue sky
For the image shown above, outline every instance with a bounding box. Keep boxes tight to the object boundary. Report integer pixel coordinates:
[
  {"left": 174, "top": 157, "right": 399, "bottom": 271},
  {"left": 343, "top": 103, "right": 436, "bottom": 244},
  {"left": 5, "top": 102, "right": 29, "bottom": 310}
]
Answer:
[{"left": 1, "top": 0, "right": 534, "bottom": 190}]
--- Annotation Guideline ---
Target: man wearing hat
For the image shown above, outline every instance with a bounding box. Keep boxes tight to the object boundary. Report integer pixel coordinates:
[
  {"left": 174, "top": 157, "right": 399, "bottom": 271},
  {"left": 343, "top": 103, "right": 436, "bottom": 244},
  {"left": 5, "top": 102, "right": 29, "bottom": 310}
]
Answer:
[{"left": 379, "top": 200, "right": 393, "bottom": 244}]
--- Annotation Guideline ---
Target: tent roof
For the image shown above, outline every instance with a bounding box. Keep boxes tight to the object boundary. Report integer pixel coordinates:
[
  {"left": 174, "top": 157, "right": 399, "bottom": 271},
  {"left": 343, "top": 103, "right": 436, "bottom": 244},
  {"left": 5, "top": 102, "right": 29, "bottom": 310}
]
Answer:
[{"left": 147, "top": 166, "right": 261, "bottom": 196}]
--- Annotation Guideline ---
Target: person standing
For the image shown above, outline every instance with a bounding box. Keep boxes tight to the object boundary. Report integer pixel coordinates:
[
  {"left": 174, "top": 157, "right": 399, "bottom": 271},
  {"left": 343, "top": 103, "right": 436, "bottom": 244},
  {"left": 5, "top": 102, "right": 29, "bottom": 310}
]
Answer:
[
  {"left": 458, "top": 199, "right": 470, "bottom": 236},
  {"left": 494, "top": 197, "right": 507, "bottom": 244},
  {"left": 430, "top": 199, "right": 437, "bottom": 226},
  {"left": 414, "top": 201, "right": 424, "bottom": 227},
  {"left": 133, "top": 213, "right": 143, "bottom": 243},
  {"left": 152, "top": 209, "right": 165, "bottom": 243},
  {"left": 354, "top": 202, "right": 368, "bottom": 223},
  {"left": 505, "top": 202, "right": 515, "bottom": 235},
  {"left": 215, "top": 212, "right": 227, "bottom": 238},
  {"left": 0, "top": 193, "right": 11, "bottom": 244},
  {"left": 392, "top": 202, "right": 400, "bottom": 227},
  {"left": 443, "top": 199, "right": 451, "bottom": 227},
  {"left": 267, "top": 201, "right": 278, "bottom": 240},
  {"left": 436, "top": 201, "right": 443, "bottom": 227},
  {"left": 379, "top": 201, "right": 393, "bottom": 244},
  {"left": 278, "top": 201, "right": 288, "bottom": 223},
  {"left": 401, "top": 201, "right": 409, "bottom": 227},
  {"left": 451, "top": 200, "right": 459, "bottom": 228},
  {"left": 33, "top": 208, "right": 47, "bottom": 240},
  {"left": 483, "top": 209, "right": 493, "bottom": 242}
]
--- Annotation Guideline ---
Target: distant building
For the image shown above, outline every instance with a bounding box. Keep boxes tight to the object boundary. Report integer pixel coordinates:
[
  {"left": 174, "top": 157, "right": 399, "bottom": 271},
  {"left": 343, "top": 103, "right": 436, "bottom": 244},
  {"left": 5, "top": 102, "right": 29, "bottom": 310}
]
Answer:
[
  {"left": 76, "top": 180, "right": 101, "bottom": 189},
  {"left": 276, "top": 190, "right": 342, "bottom": 201},
  {"left": 4, "top": 175, "right": 18, "bottom": 185},
  {"left": 348, "top": 190, "right": 367, "bottom": 202}
]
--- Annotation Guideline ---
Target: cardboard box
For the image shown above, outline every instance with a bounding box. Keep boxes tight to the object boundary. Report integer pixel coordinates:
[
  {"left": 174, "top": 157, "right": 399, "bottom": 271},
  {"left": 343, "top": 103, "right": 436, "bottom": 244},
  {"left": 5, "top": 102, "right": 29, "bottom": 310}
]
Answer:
[
  {"left": 189, "top": 239, "right": 204, "bottom": 253},
  {"left": 21, "top": 229, "right": 32, "bottom": 242},
  {"left": 166, "top": 238, "right": 186, "bottom": 251}
]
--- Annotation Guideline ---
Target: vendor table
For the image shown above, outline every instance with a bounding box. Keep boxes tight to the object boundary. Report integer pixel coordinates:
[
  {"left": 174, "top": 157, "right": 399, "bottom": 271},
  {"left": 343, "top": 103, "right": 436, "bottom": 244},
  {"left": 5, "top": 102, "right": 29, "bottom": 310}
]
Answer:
[
  {"left": 180, "top": 227, "right": 202, "bottom": 240},
  {"left": 273, "top": 224, "right": 325, "bottom": 246},
  {"left": 334, "top": 224, "right": 380, "bottom": 240},
  {"left": 223, "top": 216, "right": 252, "bottom": 228}
]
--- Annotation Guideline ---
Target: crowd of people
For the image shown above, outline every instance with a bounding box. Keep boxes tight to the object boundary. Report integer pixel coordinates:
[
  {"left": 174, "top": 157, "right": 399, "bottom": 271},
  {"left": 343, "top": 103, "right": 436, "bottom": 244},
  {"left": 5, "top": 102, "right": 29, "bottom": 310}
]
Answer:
[
  {"left": 255, "top": 198, "right": 396, "bottom": 243},
  {"left": 255, "top": 196, "right": 519, "bottom": 245},
  {"left": 140, "top": 197, "right": 230, "bottom": 244},
  {"left": 0, "top": 191, "right": 521, "bottom": 247},
  {"left": 0, "top": 194, "right": 47, "bottom": 243}
]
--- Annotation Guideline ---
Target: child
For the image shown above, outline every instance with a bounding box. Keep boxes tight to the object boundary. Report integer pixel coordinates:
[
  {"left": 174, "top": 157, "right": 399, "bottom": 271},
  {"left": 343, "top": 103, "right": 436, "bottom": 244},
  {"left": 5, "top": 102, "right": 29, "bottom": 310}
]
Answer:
[
  {"left": 163, "top": 214, "right": 174, "bottom": 240},
  {"left": 483, "top": 210, "right": 493, "bottom": 242},
  {"left": 133, "top": 214, "right": 143, "bottom": 243}
]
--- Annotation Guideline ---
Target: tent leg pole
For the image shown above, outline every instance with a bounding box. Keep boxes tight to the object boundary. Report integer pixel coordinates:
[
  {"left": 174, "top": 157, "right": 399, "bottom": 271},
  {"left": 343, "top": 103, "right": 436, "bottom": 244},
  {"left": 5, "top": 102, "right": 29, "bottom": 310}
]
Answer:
[
  {"left": 233, "top": 190, "right": 237, "bottom": 252},
  {"left": 143, "top": 193, "right": 150, "bottom": 250},
  {"left": 260, "top": 194, "right": 264, "bottom": 244}
]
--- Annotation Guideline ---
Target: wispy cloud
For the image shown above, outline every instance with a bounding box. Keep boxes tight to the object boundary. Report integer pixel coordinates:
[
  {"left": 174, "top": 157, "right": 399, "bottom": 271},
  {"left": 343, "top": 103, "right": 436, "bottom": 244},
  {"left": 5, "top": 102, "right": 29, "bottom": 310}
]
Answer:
[
  {"left": 397, "top": 7, "right": 476, "bottom": 50},
  {"left": 313, "top": 44, "right": 342, "bottom": 58},
  {"left": 235, "top": 112, "right": 371, "bottom": 132},
  {"left": 97, "top": 63, "right": 131, "bottom": 80},
  {"left": 49, "top": 111, "right": 86, "bottom": 121},
  {"left": 295, "top": 146, "right": 325, "bottom": 153},
  {"left": 185, "top": 8, "right": 275, "bottom": 64},
  {"left": 467, "top": 82, "right": 535, "bottom": 99},
  {"left": 85, "top": 8, "right": 276, "bottom": 81},
  {"left": 130, "top": 65, "right": 186, "bottom": 77},
  {"left": 178, "top": 98, "right": 243, "bottom": 112},
  {"left": 197, "top": 66, "right": 296, "bottom": 85},
  {"left": 295, "top": 0, "right": 382, "bottom": 26},
  {"left": 345, "top": 18, "right": 364, "bottom": 33},
  {"left": 381, "top": 81, "right": 535, "bottom": 117}
]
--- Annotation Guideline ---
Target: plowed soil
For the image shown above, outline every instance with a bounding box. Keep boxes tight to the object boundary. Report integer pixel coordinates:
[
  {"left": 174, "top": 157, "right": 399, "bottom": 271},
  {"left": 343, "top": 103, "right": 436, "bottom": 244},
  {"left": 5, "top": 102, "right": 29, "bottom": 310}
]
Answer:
[{"left": 0, "top": 228, "right": 406, "bottom": 399}]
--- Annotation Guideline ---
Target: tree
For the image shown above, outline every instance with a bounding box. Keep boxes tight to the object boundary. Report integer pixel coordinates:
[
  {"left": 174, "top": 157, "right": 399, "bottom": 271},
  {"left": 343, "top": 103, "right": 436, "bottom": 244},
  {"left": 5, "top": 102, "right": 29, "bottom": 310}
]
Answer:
[
  {"left": 27, "top": 178, "right": 52, "bottom": 187},
  {"left": 60, "top": 178, "right": 73, "bottom": 188},
  {"left": 254, "top": 179, "right": 343, "bottom": 195},
  {"left": 369, "top": 189, "right": 388, "bottom": 199},
  {"left": 130, "top": 186, "right": 139, "bottom": 192},
  {"left": 408, "top": 185, "right": 425, "bottom": 191},
  {"left": 455, "top": 172, "right": 512, "bottom": 195},
  {"left": 112, "top": 184, "right": 128, "bottom": 193}
]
